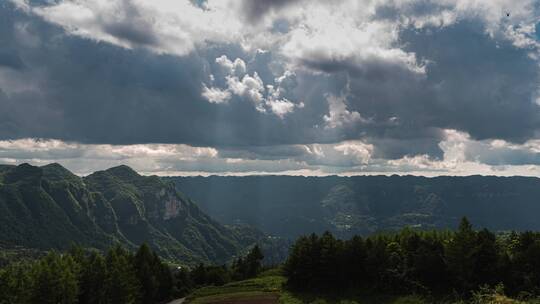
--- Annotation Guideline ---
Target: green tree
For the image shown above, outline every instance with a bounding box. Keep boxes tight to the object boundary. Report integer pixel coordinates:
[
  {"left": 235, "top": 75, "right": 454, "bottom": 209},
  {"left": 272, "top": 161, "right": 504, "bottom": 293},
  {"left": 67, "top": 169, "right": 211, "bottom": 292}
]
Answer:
[
  {"left": 79, "top": 252, "right": 108, "bottom": 304},
  {"left": 342, "top": 235, "right": 367, "bottom": 289},
  {"left": 30, "top": 252, "right": 79, "bottom": 304},
  {"left": 446, "top": 217, "right": 478, "bottom": 293},
  {"left": 173, "top": 267, "right": 193, "bottom": 297},
  {"left": 284, "top": 234, "right": 322, "bottom": 290},
  {"left": 0, "top": 263, "right": 33, "bottom": 304},
  {"left": 473, "top": 229, "right": 500, "bottom": 286},
  {"left": 134, "top": 244, "right": 158, "bottom": 304},
  {"left": 104, "top": 246, "right": 141, "bottom": 304},
  {"left": 153, "top": 251, "right": 174, "bottom": 302},
  {"left": 245, "top": 245, "right": 264, "bottom": 278},
  {"left": 318, "top": 232, "right": 341, "bottom": 288},
  {"left": 404, "top": 233, "right": 448, "bottom": 293}
]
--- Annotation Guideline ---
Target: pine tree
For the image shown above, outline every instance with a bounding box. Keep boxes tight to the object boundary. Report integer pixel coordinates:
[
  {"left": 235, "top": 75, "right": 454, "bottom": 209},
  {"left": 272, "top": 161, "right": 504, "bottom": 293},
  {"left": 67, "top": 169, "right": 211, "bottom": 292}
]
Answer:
[
  {"left": 0, "top": 263, "right": 32, "bottom": 304},
  {"left": 445, "top": 217, "right": 477, "bottom": 292},
  {"left": 134, "top": 244, "right": 158, "bottom": 304},
  {"left": 245, "top": 245, "right": 264, "bottom": 278},
  {"left": 104, "top": 246, "right": 141, "bottom": 304},
  {"left": 342, "top": 235, "right": 367, "bottom": 289},
  {"left": 173, "top": 267, "right": 193, "bottom": 297},
  {"left": 473, "top": 229, "right": 499, "bottom": 286},
  {"left": 153, "top": 251, "right": 174, "bottom": 302},
  {"left": 30, "top": 252, "right": 79, "bottom": 304},
  {"left": 79, "top": 252, "right": 108, "bottom": 304},
  {"left": 318, "top": 232, "right": 340, "bottom": 288}
]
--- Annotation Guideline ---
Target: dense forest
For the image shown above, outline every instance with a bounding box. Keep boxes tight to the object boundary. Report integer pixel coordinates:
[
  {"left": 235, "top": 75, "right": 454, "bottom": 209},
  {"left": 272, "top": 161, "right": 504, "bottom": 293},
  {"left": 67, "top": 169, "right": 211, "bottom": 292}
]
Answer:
[
  {"left": 5, "top": 218, "right": 540, "bottom": 303},
  {"left": 0, "top": 244, "right": 265, "bottom": 304},
  {"left": 284, "top": 217, "right": 540, "bottom": 300}
]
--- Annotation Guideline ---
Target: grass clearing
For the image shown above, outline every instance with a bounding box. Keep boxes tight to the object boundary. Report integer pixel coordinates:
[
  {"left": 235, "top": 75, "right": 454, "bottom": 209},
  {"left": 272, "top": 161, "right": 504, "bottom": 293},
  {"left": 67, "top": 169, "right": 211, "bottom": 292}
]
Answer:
[
  {"left": 186, "top": 274, "right": 285, "bottom": 304},
  {"left": 185, "top": 272, "right": 538, "bottom": 304},
  {"left": 185, "top": 273, "right": 432, "bottom": 304},
  {"left": 188, "top": 291, "right": 278, "bottom": 304}
]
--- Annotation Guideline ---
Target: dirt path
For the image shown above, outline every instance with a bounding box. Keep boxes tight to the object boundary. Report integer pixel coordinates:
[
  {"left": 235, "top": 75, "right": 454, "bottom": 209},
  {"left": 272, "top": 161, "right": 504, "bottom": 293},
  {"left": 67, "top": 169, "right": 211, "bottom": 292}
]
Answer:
[
  {"left": 167, "top": 297, "right": 186, "bottom": 304},
  {"left": 199, "top": 294, "right": 279, "bottom": 304}
]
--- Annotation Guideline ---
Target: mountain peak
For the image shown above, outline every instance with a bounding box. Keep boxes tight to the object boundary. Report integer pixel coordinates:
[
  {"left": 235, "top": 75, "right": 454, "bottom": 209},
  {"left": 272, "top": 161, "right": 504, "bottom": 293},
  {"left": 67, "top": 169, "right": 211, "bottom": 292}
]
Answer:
[
  {"left": 2, "top": 163, "right": 42, "bottom": 184},
  {"left": 41, "top": 163, "right": 81, "bottom": 184},
  {"left": 105, "top": 165, "right": 140, "bottom": 180},
  {"left": 42, "top": 162, "right": 66, "bottom": 169}
]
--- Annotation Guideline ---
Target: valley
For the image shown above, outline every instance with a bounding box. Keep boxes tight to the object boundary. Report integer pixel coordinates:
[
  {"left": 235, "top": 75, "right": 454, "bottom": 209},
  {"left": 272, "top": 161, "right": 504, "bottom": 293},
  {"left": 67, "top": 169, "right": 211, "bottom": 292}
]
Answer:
[{"left": 169, "top": 175, "right": 540, "bottom": 239}]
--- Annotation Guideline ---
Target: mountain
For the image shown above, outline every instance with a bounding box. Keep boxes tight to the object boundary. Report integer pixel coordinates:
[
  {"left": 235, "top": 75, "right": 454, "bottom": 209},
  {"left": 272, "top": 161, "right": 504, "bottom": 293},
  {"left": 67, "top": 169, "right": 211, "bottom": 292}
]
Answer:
[
  {"left": 0, "top": 163, "right": 258, "bottom": 264},
  {"left": 167, "top": 175, "right": 540, "bottom": 239}
]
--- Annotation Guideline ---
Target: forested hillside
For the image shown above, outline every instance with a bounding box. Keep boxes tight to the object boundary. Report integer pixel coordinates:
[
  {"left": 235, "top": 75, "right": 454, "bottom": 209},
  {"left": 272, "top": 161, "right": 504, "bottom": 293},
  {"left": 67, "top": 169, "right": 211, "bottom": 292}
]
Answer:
[
  {"left": 283, "top": 218, "right": 540, "bottom": 301},
  {"left": 0, "top": 163, "right": 260, "bottom": 264},
  {"left": 0, "top": 243, "right": 266, "bottom": 304},
  {"left": 6, "top": 219, "right": 540, "bottom": 303},
  {"left": 169, "top": 175, "right": 540, "bottom": 238}
]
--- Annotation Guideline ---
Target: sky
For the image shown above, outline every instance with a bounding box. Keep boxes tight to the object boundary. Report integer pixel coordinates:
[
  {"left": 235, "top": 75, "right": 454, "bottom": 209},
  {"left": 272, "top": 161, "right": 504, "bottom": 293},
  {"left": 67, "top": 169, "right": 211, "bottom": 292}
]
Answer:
[{"left": 0, "top": 0, "right": 540, "bottom": 176}]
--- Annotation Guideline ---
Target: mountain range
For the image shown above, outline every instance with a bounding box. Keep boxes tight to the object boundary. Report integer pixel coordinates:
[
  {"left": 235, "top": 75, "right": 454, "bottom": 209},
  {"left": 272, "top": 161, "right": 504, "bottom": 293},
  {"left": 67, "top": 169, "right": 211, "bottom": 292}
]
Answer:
[
  {"left": 5, "top": 163, "right": 540, "bottom": 265},
  {"left": 168, "top": 175, "right": 540, "bottom": 239},
  {"left": 0, "top": 163, "right": 261, "bottom": 265}
]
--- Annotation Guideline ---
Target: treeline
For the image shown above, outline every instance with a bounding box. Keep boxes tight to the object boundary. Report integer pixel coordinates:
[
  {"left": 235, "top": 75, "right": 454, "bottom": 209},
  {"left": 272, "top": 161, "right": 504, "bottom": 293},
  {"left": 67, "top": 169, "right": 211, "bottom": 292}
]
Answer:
[
  {"left": 284, "top": 217, "right": 540, "bottom": 298},
  {"left": 0, "top": 244, "right": 264, "bottom": 304},
  {"left": 190, "top": 244, "right": 265, "bottom": 287}
]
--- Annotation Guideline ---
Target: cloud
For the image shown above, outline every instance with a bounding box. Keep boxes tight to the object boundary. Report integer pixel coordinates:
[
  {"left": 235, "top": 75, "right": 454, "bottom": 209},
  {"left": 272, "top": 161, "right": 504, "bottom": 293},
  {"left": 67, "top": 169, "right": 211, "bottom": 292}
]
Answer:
[
  {"left": 202, "top": 55, "right": 304, "bottom": 117},
  {"left": 323, "top": 94, "right": 366, "bottom": 129},
  {"left": 0, "top": 49, "right": 25, "bottom": 70},
  {"left": 0, "top": 138, "right": 376, "bottom": 174},
  {"left": 265, "top": 99, "right": 296, "bottom": 118},
  {"left": 226, "top": 72, "right": 266, "bottom": 111},
  {"left": 215, "top": 55, "right": 246, "bottom": 76},
  {"left": 201, "top": 85, "right": 231, "bottom": 104},
  {"left": 282, "top": 14, "right": 426, "bottom": 77},
  {"left": 1, "top": 0, "right": 540, "bottom": 175},
  {"left": 28, "top": 0, "right": 248, "bottom": 56},
  {"left": 6, "top": 132, "right": 540, "bottom": 176},
  {"left": 238, "top": 0, "right": 303, "bottom": 23}
]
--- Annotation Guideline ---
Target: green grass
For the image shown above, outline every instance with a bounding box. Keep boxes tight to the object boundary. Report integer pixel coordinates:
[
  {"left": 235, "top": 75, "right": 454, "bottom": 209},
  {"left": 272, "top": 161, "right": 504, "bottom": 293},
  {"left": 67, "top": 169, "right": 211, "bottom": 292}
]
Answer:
[
  {"left": 186, "top": 270, "right": 540, "bottom": 304},
  {"left": 189, "top": 291, "right": 278, "bottom": 304},
  {"left": 278, "top": 292, "right": 429, "bottom": 304},
  {"left": 187, "top": 275, "right": 285, "bottom": 301},
  {"left": 185, "top": 271, "right": 432, "bottom": 304}
]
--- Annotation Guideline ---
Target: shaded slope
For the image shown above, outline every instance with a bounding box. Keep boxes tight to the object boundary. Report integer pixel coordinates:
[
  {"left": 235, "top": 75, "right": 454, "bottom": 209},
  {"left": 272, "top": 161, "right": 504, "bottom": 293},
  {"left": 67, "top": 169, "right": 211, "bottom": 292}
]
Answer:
[
  {"left": 0, "top": 163, "right": 255, "bottom": 264},
  {"left": 0, "top": 163, "right": 119, "bottom": 249},
  {"left": 168, "top": 175, "right": 540, "bottom": 239},
  {"left": 84, "top": 165, "right": 245, "bottom": 263}
]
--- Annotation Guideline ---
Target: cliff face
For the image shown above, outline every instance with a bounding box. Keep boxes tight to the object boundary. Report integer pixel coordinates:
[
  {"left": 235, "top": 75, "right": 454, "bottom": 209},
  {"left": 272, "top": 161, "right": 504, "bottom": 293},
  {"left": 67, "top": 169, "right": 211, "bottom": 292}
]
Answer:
[{"left": 0, "top": 163, "right": 252, "bottom": 265}]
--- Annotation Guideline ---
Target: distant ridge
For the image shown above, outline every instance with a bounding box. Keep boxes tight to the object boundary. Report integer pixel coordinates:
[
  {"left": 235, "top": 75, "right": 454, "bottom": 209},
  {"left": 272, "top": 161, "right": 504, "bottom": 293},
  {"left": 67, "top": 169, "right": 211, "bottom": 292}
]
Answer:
[{"left": 168, "top": 175, "right": 540, "bottom": 239}]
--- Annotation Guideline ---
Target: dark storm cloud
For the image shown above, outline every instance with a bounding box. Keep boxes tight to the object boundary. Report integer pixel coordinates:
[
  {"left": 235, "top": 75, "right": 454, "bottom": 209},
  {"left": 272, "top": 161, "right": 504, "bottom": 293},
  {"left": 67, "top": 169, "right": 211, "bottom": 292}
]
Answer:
[
  {"left": 1, "top": 0, "right": 540, "bottom": 166},
  {"left": 0, "top": 4, "right": 321, "bottom": 147},
  {"left": 374, "top": 0, "right": 454, "bottom": 21},
  {"left": 101, "top": 0, "right": 158, "bottom": 47},
  {"left": 0, "top": 50, "right": 24, "bottom": 69},
  {"left": 330, "top": 20, "right": 540, "bottom": 159},
  {"left": 240, "top": 0, "right": 302, "bottom": 23},
  {"left": 368, "top": 136, "right": 445, "bottom": 160},
  {"left": 104, "top": 21, "right": 157, "bottom": 47},
  {"left": 401, "top": 21, "right": 539, "bottom": 142},
  {"left": 298, "top": 53, "right": 422, "bottom": 81}
]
